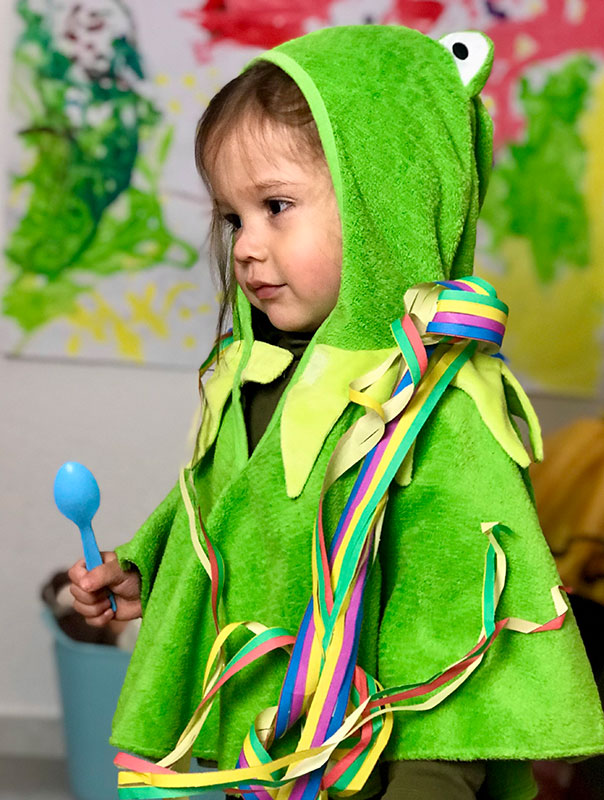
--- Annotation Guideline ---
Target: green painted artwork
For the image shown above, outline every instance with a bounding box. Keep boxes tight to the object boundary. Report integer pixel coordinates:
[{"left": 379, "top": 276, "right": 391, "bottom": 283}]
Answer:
[
  {"left": 2, "top": 1, "right": 604, "bottom": 387},
  {"left": 3, "top": 0, "right": 202, "bottom": 363},
  {"left": 478, "top": 54, "right": 604, "bottom": 395},
  {"left": 481, "top": 56, "right": 594, "bottom": 283}
]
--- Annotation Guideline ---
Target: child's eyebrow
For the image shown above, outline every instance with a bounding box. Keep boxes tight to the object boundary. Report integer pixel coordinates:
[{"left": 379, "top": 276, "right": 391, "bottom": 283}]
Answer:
[
  {"left": 253, "top": 180, "right": 301, "bottom": 191},
  {"left": 213, "top": 180, "right": 302, "bottom": 207}
]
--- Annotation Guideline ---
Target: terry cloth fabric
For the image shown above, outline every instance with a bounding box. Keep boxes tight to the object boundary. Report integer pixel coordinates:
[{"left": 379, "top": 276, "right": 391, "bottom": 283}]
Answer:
[{"left": 110, "top": 24, "right": 604, "bottom": 799}]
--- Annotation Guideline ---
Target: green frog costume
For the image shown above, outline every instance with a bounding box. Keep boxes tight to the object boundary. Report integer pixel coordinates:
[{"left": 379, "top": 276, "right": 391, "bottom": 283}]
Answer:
[{"left": 110, "top": 24, "right": 604, "bottom": 799}]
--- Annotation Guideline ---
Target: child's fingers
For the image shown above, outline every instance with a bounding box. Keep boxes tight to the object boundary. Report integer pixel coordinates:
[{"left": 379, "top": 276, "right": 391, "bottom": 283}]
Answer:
[
  {"left": 112, "top": 597, "right": 142, "bottom": 621},
  {"left": 67, "top": 558, "right": 90, "bottom": 589},
  {"left": 73, "top": 602, "right": 114, "bottom": 628},
  {"left": 112, "top": 569, "right": 141, "bottom": 602},
  {"left": 67, "top": 551, "right": 141, "bottom": 625},
  {"left": 72, "top": 593, "right": 112, "bottom": 620},
  {"left": 75, "top": 552, "right": 124, "bottom": 593},
  {"left": 67, "top": 556, "right": 116, "bottom": 592},
  {"left": 69, "top": 581, "right": 109, "bottom": 606}
]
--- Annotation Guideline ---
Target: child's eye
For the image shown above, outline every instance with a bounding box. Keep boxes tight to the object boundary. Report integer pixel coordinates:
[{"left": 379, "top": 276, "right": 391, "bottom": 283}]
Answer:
[
  {"left": 267, "top": 199, "right": 291, "bottom": 216},
  {"left": 223, "top": 213, "right": 241, "bottom": 231}
]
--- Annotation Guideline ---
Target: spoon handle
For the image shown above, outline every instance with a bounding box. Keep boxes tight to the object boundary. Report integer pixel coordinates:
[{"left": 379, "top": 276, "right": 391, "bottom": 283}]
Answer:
[{"left": 80, "top": 523, "right": 117, "bottom": 613}]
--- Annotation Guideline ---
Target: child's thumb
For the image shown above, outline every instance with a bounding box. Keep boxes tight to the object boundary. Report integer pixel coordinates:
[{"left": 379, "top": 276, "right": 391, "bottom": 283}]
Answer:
[{"left": 81, "top": 554, "right": 120, "bottom": 592}]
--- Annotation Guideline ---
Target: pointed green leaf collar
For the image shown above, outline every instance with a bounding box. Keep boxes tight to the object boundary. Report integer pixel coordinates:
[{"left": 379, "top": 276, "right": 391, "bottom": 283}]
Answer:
[
  {"left": 281, "top": 344, "right": 400, "bottom": 497},
  {"left": 452, "top": 353, "right": 543, "bottom": 467},
  {"left": 191, "top": 337, "right": 540, "bottom": 499},
  {"left": 191, "top": 340, "right": 294, "bottom": 466}
]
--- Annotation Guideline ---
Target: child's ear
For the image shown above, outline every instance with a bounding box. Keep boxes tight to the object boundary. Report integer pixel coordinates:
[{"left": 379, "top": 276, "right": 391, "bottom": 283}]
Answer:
[{"left": 439, "top": 31, "right": 494, "bottom": 97}]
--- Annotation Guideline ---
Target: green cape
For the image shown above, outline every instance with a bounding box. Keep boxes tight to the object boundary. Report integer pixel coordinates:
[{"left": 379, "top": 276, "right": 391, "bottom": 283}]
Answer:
[{"left": 111, "top": 25, "right": 604, "bottom": 798}]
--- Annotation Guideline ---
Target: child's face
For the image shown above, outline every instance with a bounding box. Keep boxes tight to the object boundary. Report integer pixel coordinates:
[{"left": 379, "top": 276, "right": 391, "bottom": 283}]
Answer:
[{"left": 208, "top": 123, "right": 342, "bottom": 332}]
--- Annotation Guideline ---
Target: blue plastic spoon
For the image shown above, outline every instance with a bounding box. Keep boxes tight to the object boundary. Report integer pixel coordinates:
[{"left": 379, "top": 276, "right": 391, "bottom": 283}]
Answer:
[{"left": 54, "top": 462, "right": 117, "bottom": 612}]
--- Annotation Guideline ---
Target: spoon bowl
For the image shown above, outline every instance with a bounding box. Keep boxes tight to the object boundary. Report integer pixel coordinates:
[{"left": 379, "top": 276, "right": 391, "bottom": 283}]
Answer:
[{"left": 54, "top": 462, "right": 100, "bottom": 529}]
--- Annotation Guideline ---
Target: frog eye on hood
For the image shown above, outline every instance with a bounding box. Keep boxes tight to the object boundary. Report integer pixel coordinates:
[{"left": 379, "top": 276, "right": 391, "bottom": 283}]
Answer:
[{"left": 439, "top": 31, "right": 494, "bottom": 97}]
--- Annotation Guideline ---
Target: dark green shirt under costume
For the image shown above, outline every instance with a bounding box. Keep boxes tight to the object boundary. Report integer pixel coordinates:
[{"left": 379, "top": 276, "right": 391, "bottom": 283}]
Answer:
[{"left": 241, "top": 312, "right": 313, "bottom": 455}]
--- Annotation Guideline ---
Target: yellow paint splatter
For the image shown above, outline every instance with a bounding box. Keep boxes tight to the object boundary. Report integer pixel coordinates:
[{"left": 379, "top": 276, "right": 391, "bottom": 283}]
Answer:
[
  {"left": 514, "top": 34, "right": 539, "bottom": 61},
  {"left": 198, "top": 303, "right": 211, "bottom": 313},
  {"left": 183, "top": 335, "right": 196, "bottom": 349},
  {"left": 122, "top": 256, "right": 142, "bottom": 271},
  {"left": 180, "top": 307, "right": 192, "bottom": 319},
  {"left": 8, "top": 184, "right": 27, "bottom": 208},
  {"left": 528, "top": 0, "right": 545, "bottom": 14},
  {"left": 127, "top": 284, "right": 168, "bottom": 338},
  {"left": 66, "top": 282, "right": 204, "bottom": 363},
  {"left": 182, "top": 73, "right": 197, "bottom": 88},
  {"left": 114, "top": 323, "right": 144, "bottom": 361},
  {"left": 163, "top": 283, "right": 198, "bottom": 315},
  {"left": 69, "top": 301, "right": 109, "bottom": 342},
  {"left": 482, "top": 94, "right": 497, "bottom": 117},
  {"left": 125, "top": 282, "right": 199, "bottom": 339},
  {"left": 168, "top": 99, "right": 183, "bottom": 114},
  {"left": 68, "top": 292, "right": 144, "bottom": 361},
  {"left": 195, "top": 91, "right": 210, "bottom": 106},
  {"left": 67, "top": 334, "right": 82, "bottom": 356},
  {"left": 155, "top": 73, "right": 170, "bottom": 86}
]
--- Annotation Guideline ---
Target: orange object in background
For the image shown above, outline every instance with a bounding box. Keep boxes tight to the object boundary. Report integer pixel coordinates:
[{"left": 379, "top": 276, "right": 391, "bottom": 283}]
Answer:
[
  {"left": 531, "top": 417, "right": 604, "bottom": 800},
  {"left": 531, "top": 417, "right": 604, "bottom": 606}
]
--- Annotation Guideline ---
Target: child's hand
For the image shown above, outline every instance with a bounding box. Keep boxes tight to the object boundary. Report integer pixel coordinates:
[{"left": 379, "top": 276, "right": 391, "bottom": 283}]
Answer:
[{"left": 68, "top": 551, "right": 141, "bottom": 627}]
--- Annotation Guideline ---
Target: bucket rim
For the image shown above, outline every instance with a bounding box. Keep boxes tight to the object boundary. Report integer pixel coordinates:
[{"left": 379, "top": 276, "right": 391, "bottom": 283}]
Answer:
[{"left": 41, "top": 606, "right": 131, "bottom": 659}]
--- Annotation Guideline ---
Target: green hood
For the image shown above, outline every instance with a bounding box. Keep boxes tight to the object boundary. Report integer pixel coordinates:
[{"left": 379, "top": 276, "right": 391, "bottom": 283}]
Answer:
[{"left": 232, "top": 25, "right": 494, "bottom": 351}]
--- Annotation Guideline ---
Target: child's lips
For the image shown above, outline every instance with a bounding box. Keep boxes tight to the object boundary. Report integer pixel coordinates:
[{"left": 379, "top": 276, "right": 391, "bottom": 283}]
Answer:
[{"left": 248, "top": 282, "right": 285, "bottom": 300}]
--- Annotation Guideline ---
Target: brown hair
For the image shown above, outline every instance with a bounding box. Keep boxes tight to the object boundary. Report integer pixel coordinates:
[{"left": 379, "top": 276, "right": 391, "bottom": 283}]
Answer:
[{"left": 194, "top": 60, "right": 326, "bottom": 339}]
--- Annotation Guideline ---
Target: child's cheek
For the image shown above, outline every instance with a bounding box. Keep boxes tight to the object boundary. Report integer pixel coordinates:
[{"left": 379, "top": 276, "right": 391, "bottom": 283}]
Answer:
[{"left": 233, "top": 267, "right": 256, "bottom": 307}]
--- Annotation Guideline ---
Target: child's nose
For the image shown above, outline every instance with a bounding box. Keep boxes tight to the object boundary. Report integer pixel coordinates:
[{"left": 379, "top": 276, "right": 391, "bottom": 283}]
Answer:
[{"left": 232, "top": 224, "right": 267, "bottom": 264}]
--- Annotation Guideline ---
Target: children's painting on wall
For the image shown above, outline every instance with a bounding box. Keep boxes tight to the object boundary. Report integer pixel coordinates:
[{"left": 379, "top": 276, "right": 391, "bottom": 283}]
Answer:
[{"left": 2, "top": 0, "right": 604, "bottom": 393}]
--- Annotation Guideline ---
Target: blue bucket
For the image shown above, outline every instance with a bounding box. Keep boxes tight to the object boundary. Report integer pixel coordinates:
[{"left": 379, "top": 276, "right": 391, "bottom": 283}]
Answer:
[
  {"left": 44, "top": 608, "right": 130, "bottom": 800},
  {"left": 44, "top": 609, "right": 223, "bottom": 800}
]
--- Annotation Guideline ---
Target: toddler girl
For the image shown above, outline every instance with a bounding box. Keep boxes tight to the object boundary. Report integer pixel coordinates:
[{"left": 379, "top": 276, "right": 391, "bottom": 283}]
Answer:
[{"left": 68, "top": 24, "right": 604, "bottom": 800}]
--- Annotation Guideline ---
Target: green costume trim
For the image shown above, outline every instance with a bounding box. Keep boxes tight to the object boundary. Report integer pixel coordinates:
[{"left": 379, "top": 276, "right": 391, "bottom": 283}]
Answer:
[
  {"left": 111, "top": 25, "right": 604, "bottom": 798},
  {"left": 254, "top": 50, "right": 344, "bottom": 213}
]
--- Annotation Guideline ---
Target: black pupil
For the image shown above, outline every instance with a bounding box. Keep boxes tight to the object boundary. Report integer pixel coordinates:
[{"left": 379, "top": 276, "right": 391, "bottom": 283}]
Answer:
[{"left": 452, "top": 42, "right": 469, "bottom": 60}]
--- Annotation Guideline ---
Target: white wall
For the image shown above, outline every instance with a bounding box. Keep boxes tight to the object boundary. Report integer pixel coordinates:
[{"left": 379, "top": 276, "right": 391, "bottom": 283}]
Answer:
[{"left": 0, "top": 356, "right": 197, "bottom": 715}]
